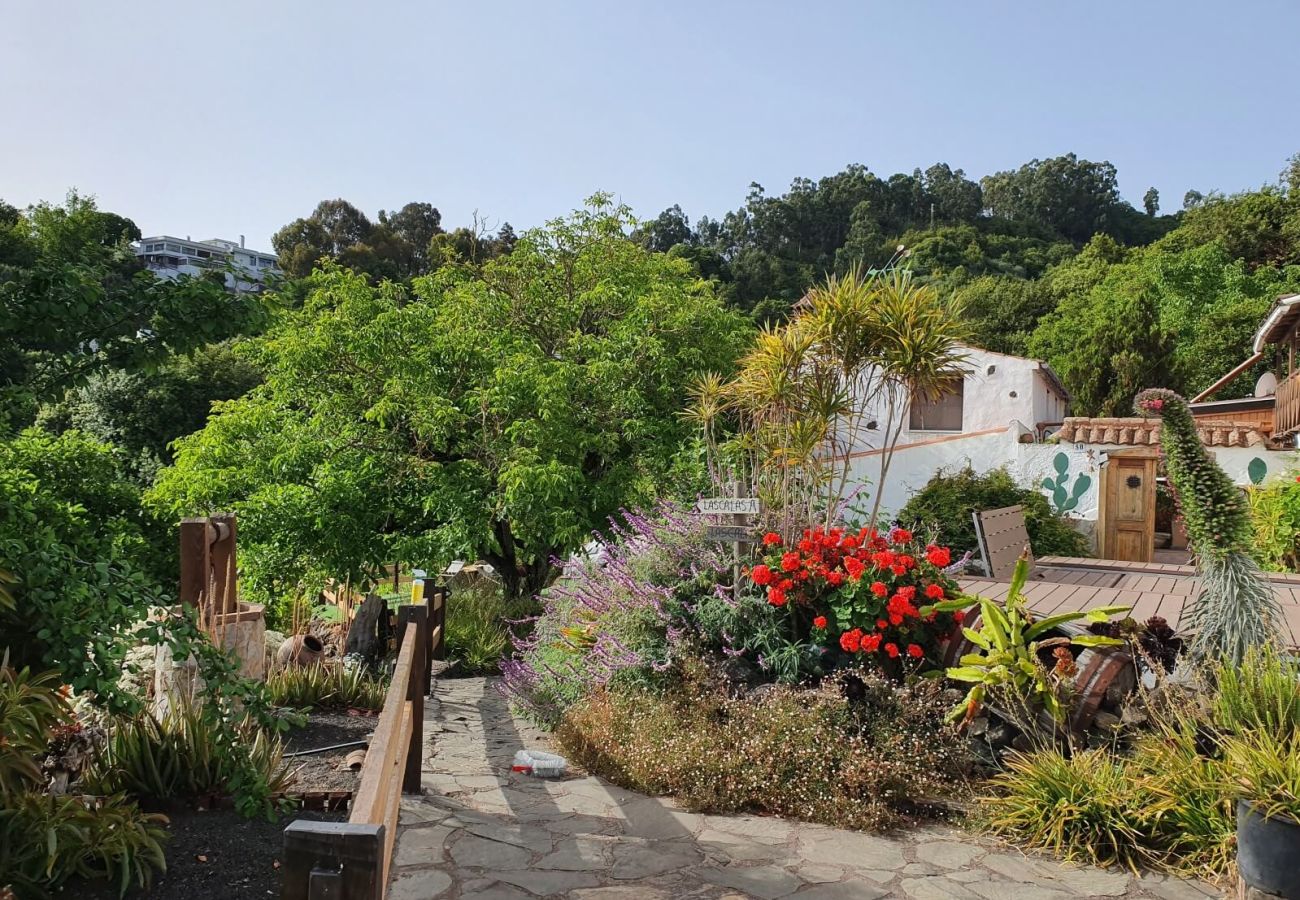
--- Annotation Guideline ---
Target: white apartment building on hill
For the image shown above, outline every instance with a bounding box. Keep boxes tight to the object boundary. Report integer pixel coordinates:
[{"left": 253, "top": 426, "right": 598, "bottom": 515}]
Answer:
[{"left": 135, "top": 234, "right": 280, "bottom": 291}]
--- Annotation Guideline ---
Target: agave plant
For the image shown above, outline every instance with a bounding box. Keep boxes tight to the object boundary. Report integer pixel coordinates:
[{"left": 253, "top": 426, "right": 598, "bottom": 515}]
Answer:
[{"left": 927, "top": 553, "right": 1127, "bottom": 726}]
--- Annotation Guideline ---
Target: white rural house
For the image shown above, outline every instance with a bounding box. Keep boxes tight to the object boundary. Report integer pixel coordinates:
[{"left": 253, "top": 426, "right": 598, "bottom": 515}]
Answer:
[
  {"left": 844, "top": 296, "right": 1300, "bottom": 563},
  {"left": 845, "top": 344, "right": 1071, "bottom": 518}
]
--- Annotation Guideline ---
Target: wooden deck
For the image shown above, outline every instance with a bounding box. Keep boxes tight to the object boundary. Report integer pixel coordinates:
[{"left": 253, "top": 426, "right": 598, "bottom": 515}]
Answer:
[{"left": 959, "top": 556, "right": 1300, "bottom": 644}]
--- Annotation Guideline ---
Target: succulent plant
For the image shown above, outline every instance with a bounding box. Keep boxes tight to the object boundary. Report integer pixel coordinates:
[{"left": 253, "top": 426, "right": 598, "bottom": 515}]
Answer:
[{"left": 1134, "top": 388, "right": 1282, "bottom": 663}]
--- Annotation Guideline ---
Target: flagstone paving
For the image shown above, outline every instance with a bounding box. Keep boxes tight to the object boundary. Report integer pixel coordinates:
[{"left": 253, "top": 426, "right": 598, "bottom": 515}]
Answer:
[{"left": 390, "top": 677, "right": 1223, "bottom": 899}]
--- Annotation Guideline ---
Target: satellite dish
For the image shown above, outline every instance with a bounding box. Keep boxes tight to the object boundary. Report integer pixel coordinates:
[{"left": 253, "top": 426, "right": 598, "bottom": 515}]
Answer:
[{"left": 1256, "top": 371, "right": 1278, "bottom": 398}]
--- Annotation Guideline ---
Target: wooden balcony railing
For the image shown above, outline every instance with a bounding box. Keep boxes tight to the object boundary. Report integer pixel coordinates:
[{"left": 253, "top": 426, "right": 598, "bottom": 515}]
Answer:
[
  {"left": 281, "top": 586, "right": 447, "bottom": 900},
  {"left": 1276, "top": 370, "right": 1300, "bottom": 438}
]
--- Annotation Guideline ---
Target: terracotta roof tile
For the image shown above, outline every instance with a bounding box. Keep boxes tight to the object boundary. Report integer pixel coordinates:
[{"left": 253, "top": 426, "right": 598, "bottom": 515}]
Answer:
[{"left": 1058, "top": 417, "right": 1267, "bottom": 448}]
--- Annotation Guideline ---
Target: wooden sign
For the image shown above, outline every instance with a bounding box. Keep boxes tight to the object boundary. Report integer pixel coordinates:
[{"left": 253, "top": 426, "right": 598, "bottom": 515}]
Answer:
[
  {"left": 697, "top": 497, "right": 760, "bottom": 515},
  {"left": 705, "top": 525, "right": 757, "bottom": 543}
]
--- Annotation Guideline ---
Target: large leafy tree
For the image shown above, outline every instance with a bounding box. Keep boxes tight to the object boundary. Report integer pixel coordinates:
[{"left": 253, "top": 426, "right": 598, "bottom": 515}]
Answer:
[
  {"left": 0, "top": 193, "right": 261, "bottom": 427},
  {"left": 1029, "top": 239, "right": 1300, "bottom": 414},
  {"left": 152, "top": 198, "right": 751, "bottom": 600}
]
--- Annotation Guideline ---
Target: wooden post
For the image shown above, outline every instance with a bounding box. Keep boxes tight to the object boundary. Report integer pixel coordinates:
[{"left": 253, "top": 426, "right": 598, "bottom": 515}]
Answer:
[
  {"left": 733, "top": 481, "right": 743, "bottom": 600},
  {"left": 281, "top": 820, "right": 384, "bottom": 900},
  {"left": 210, "top": 513, "right": 237, "bottom": 614},
  {"left": 179, "top": 518, "right": 210, "bottom": 608},
  {"left": 396, "top": 605, "right": 427, "bottom": 794},
  {"left": 430, "top": 585, "right": 447, "bottom": 663}
]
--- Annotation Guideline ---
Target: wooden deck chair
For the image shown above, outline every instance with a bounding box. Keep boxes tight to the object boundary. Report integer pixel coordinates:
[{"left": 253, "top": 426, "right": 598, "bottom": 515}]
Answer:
[{"left": 973, "top": 505, "right": 1034, "bottom": 580}]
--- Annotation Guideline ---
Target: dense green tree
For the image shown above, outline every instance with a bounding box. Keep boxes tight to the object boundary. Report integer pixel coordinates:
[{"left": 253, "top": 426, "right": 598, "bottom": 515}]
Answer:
[
  {"left": 957, "top": 276, "right": 1054, "bottom": 356},
  {"left": 39, "top": 341, "right": 263, "bottom": 481},
  {"left": 1, "top": 429, "right": 168, "bottom": 702},
  {"left": 635, "top": 204, "right": 694, "bottom": 252},
  {"left": 1143, "top": 187, "right": 1160, "bottom": 216},
  {"left": 0, "top": 193, "right": 263, "bottom": 427},
  {"left": 151, "top": 198, "right": 751, "bottom": 600},
  {"left": 273, "top": 198, "right": 451, "bottom": 279},
  {"left": 1156, "top": 187, "right": 1299, "bottom": 268},
  {"left": 1029, "top": 240, "right": 1300, "bottom": 414},
  {"left": 980, "top": 153, "right": 1126, "bottom": 243}
]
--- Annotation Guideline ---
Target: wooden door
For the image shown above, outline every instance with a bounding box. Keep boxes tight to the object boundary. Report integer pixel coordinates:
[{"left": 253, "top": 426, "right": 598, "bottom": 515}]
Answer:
[{"left": 1100, "top": 454, "right": 1157, "bottom": 562}]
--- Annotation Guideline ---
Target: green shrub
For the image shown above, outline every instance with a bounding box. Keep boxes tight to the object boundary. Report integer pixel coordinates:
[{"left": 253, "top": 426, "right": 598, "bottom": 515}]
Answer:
[
  {"left": 0, "top": 790, "right": 168, "bottom": 898},
  {"left": 1247, "top": 479, "right": 1300, "bottom": 571},
  {"left": 556, "top": 660, "right": 973, "bottom": 832},
  {"left": 0, "top": 666, "right": 167, "bottom": 897},
  {"left": 1214, "top": 645, "right": 1300, "bottom": 737},
  {"left": 896, "top": 465, "right": 1090, "bottom": 560},
  {"left": 446, "top": 582, "right": 535, "bottom": 676},
  {"left": 88, "top": 694, "right": 292, "bottom": 817},
  {"left": 266, "top": 663, "right": 387, "bottom": 711}
]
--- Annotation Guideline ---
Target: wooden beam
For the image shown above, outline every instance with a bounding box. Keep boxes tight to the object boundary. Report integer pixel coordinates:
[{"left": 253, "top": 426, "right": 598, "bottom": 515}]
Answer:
[{"left": 281, "top": 820, "right": 384, "bottom": 900}]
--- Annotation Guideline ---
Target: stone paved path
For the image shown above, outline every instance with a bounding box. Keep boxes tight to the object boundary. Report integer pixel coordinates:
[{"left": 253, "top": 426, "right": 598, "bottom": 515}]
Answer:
[{"left": 390, "top": 677, "right": 1222, "bottom": 900}]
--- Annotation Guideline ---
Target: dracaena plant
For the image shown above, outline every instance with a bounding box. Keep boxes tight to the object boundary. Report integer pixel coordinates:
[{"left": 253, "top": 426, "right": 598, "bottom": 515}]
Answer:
[{"left": 924, "top": 553, "right": 1127, "bottom": 726}]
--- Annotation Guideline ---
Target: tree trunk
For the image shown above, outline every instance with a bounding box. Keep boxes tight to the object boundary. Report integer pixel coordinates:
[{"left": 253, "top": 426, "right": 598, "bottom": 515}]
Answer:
[{"left": 485, "top": 518, "right": 560, "bottom": 601}]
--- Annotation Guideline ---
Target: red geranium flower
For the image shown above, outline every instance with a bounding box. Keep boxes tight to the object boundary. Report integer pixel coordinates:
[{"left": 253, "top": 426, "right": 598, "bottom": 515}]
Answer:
[
  {"left": 926, "top": 546, "right": 951, "bottom": 567},
  {"left": 768, "top": 587, "right": 787, "bottom": 606},
  {"left": 889, "top": 613, "right": 903, "bottom": 626},
  {"left": 876, "top": 618, "right": 888, "bottom": 630},
  {"left": 839, "top": 628, "right": 863, "bottom": 652},
  {"left": 884, "top": 642, "right": 900, "bottom": 658},
  {"left": 953, "top": 610, "right": 966, "bottom": 624},
  {"left": 869, "top": 580, "right": 888, "bottom": 597},
  {"left": 813, "top": 615, "right": 828, "bottom": 629},
  {"left": 751, "top": 564, "right": 774, "bottom": 586},
  {"left": 907, "top": 643, "right": 924, "bottom": 658},
  {"left": 763, "top": 532, "right": 782, "bottom": 546},
  {"left": 893, "top": 528, "right": 913, "bottom": 543},
  {"left": 844, "top": 557, "right": 866, "bottom": 580},
  {"left": 861, "top": 633, "right": 882, "bottom": 652},
  {"left": 779, "top": 578, "right": 794, "bottom": 591},
  {"left": 826, "top": 570, "right": 844, "bottom": 587},
  {"left": 924, "top": 583, "right": 945, "bottom": 599},
  {"left": 781, "top": 551, "right": 801, "bottom": 572}
]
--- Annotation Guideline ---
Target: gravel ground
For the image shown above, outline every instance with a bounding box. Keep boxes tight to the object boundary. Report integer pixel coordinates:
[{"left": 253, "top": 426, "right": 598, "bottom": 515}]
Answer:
[{"left": 282, "top": 711, "right": 376, "bottom": 793}]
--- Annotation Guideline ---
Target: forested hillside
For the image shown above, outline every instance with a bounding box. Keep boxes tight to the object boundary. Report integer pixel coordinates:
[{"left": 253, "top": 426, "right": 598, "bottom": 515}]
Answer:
[{"left": 630, "top": 153, "right": 1300, "bottom": 416}]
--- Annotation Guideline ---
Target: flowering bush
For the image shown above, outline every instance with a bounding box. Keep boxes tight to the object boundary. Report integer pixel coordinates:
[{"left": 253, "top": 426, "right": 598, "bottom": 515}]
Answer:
[
  {"left": 748, "top": 525, "right": 964, "bottom": 671},
  {"left": 501, "top": 501, "right": 730, "bottom": 725}
]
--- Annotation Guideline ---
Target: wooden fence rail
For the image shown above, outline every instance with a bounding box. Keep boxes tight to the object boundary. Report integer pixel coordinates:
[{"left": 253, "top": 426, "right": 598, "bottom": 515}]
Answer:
[{"left": 281, "top": 586, "right": 447, "bottom": 900}]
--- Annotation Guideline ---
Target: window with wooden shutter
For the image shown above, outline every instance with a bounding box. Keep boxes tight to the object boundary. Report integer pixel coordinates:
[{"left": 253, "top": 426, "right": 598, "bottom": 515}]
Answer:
[{"left": 909, "top": 379, "right": 964, "bottom": 431}]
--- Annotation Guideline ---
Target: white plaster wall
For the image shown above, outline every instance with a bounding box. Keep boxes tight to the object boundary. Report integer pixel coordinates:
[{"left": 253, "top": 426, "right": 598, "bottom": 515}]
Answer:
[
  {"left": 848, "top": 430, "right": 1296, "bottom": 533},
  {"left": 844, "top": 346, "right": 1065, "bottom": 455}
]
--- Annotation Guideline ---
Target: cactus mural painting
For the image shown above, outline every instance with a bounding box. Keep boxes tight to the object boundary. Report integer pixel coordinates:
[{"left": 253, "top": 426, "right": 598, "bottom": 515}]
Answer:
[
  {"left": 1042, "top": 452, "right": 1091, "bottom": 515},
  {"left": 1247, "top": 456, "right": 1267, "bottom": 485}
]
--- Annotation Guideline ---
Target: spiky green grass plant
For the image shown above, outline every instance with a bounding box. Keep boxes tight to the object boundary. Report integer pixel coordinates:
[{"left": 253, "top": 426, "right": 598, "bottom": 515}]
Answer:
[{"left": 1135, "top": 388, "right": 1283, "bottom": 663}]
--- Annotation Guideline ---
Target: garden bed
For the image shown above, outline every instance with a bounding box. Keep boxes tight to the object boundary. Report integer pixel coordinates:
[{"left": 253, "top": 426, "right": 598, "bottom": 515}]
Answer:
[
  {"left": 68, "top": 807, "right": 344, "bottom": 900},
  {"left": 282, "top": 710, "right": 377, "bottom": 795}
]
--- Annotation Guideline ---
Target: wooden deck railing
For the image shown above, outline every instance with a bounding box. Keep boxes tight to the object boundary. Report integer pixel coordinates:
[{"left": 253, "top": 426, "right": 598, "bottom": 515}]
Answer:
[
  {"left": 1276, "top": 370, "right": 1300, "bottom": 438},
  {"left": 281, "top": 586, "right": 447, "bottom": 900}
]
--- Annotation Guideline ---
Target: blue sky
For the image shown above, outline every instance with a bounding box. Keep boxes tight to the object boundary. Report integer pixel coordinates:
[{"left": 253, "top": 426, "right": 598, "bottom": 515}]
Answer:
[{"left": 3, "top": 0, "right": 1298, "bottom": 251}]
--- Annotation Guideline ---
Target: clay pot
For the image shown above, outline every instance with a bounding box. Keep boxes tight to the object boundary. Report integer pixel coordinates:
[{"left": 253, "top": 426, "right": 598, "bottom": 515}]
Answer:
[{"left": 276, "top": 634, "right": 324, "bottom": 668}]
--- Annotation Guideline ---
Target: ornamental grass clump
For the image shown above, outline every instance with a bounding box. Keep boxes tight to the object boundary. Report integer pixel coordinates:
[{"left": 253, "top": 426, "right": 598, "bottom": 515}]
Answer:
[
  {"left": 556, "top": 660, "right": 972, "bottom": 832},
  {"left": 1135, "top": 388, "right": 1283, "bottom": 663}
]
